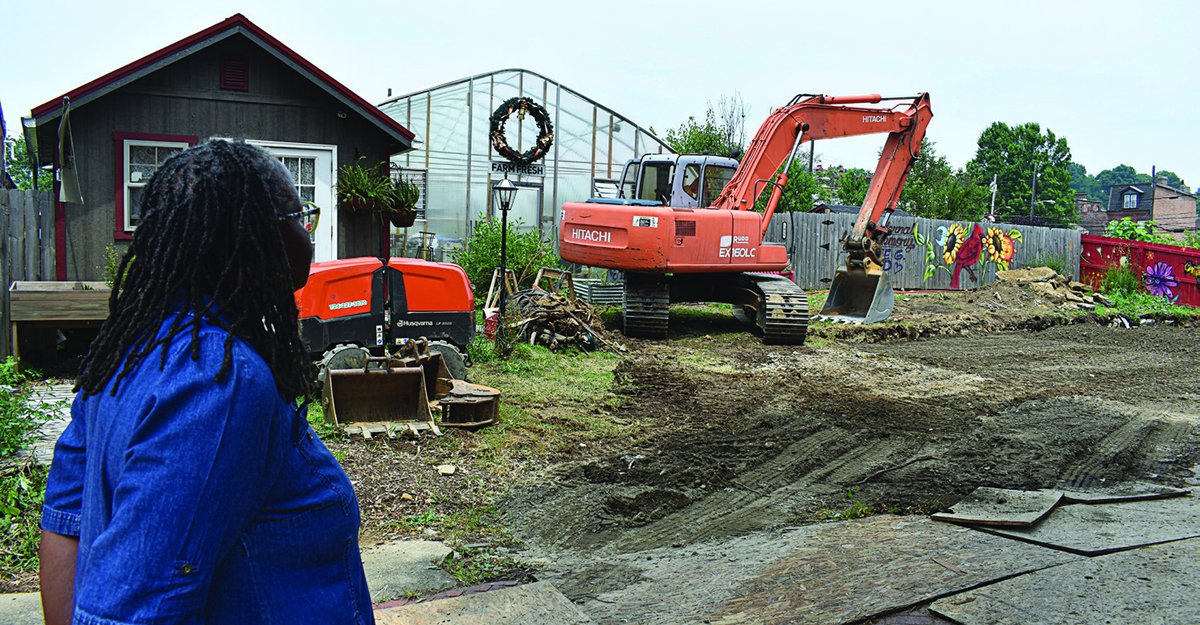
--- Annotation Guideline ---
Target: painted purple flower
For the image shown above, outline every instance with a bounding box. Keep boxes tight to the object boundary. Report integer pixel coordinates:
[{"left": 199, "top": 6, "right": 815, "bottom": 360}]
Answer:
[{"left": 1143, "top": 262, "right": 1179, "bottom": 299}]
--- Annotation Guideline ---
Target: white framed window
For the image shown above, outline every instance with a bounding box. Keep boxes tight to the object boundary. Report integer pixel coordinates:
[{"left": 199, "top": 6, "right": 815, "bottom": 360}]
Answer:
[
  {"left": 1122, "top": 192, "right": 1138, "bottom": 209},
  {"left": 122, "top": 140, "right": 188, "bottom": 232}
]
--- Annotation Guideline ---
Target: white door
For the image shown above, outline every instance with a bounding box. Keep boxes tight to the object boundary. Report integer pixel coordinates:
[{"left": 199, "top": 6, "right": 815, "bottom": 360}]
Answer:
[{"left": 252, "top": 142, "right": 337, "bottom": 262}]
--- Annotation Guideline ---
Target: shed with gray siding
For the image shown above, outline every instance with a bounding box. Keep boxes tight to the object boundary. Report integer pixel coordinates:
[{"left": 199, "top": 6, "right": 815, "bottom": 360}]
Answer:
[{"left": 23, "top": 13, "right": 414, "bottom": 281}]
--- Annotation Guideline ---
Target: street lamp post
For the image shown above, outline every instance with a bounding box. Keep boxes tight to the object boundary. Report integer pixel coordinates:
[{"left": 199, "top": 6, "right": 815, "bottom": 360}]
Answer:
[{"left": 492, "top": 177, "right": 518, "bottom": 352}]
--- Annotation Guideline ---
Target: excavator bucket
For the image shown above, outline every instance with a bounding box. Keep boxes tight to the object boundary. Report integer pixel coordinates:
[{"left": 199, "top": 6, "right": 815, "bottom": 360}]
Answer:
[
  {"left": 323, "top": 358, "right": 432, "bottom": 426},
  {"left": 818, "top": 262, "right": 895, "bottom": 324}
]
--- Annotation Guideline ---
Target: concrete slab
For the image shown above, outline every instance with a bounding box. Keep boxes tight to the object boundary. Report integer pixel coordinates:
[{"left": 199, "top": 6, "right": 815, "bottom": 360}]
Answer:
[
  {"left": 931, "top": 487, "right": 1063, "bottom": 527},
  {"left": 0, "top": 592, "right": 42, "bottom": 625},
  {"left": 704, "top": 516, "right": 1080, "bottom": 625},
  {"left": 373, "top": 581, "right": 595, "bottom": 625},
  {"left": 543, "top": 515, "right": 1080, "bottom": 625},
  {"left": 360, "top": 540, "right": 457, "bottom": 603},
  {"left": 930, "top": 538, "right": 1200, "bottom": 625},
  {"left": 1060, "top": 482, "right": 1190, "bottom": 504},
  {"left": 979, "top": 494, "right": 1200, "bottom": 555}
]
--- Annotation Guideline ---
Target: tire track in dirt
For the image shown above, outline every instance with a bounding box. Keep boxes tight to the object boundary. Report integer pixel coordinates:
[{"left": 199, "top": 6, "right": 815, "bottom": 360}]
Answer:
[{"left": 504, "top": 324, "right": 1200, "bottom": 559}]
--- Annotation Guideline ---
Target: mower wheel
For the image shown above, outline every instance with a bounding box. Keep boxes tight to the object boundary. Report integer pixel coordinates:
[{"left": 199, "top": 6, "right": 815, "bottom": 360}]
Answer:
[{"left": 428, "top": 341, "right": 468, "bottom": 381}]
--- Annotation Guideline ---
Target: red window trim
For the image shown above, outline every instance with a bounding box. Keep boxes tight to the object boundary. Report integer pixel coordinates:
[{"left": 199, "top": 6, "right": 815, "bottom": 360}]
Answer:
[{"left": 113, "top": 131, "right": 198, "bottom": 240}]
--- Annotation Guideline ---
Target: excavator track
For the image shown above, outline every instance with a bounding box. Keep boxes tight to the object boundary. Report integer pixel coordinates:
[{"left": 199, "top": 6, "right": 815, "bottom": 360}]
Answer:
[
  {"left": 743, "top": 273, "right": 809, "bottom": 345},
  {"left": 622, "top": 273, "right": 670, "bottom": 339}
]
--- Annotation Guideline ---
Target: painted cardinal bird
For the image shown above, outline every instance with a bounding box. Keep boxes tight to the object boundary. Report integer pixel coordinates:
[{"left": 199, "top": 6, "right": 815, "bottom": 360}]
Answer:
[{"left": 950, "top": 223, "right": 984, "bottom": 288}]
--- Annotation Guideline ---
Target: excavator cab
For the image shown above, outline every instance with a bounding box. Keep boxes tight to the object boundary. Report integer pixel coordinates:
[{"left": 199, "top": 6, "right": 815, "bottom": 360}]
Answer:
[{"left": 616, "top": 154, "right": 738, "bottom": 207}]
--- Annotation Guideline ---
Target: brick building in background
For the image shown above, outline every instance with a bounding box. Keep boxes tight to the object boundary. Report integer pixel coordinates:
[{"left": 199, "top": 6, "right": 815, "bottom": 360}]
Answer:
[{"left": 1078, "top": 178, "right": 1198, "bottom": 239}]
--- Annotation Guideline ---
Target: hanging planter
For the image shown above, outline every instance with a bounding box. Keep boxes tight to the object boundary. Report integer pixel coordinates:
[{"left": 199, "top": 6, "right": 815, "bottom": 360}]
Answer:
[
  {"left": 388, "top": 207, "right": 417, "bottom": 228},
  {"left": 337, "top": 158, "right": 419, "bottom": 227}
]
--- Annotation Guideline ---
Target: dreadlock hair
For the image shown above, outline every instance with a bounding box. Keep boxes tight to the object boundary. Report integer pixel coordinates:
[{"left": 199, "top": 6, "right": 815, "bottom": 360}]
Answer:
[{"left": 76, "top": 139, "right": 314, "bottom": 400}]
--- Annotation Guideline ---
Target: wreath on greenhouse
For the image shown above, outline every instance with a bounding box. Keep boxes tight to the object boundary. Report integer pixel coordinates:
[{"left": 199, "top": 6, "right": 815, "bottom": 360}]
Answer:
[{"left": 490, "top": 97, "right": 554, "bottom": 166}]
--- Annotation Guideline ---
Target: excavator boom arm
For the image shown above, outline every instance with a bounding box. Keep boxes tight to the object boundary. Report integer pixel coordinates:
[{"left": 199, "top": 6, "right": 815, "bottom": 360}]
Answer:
[{"left": 712, "top": 93, "right": 932, "bottom": 250}]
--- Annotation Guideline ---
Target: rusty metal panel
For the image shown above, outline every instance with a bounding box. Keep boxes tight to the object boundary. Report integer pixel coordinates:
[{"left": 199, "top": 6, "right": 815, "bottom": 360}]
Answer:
[{"left": 773, "top": 212, "right": 1082, "bottom": 291}]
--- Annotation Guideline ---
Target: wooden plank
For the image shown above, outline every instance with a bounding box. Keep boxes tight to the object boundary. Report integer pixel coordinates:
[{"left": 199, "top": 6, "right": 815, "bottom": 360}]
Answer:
[
  {"left": 22, "top": 192, "right": 37, "bottom": 283},
  {"left": 9, "top": 285, "right": 112, "bottom": 322},
  {"left": 37, "top": 193, "right": 54, "bottom": 281},
  {"left": 1, "top": 190, "right": 10, "bottom": 357},
  {"left": 9, "top": 191, "right": 23, "bottom": 285}
]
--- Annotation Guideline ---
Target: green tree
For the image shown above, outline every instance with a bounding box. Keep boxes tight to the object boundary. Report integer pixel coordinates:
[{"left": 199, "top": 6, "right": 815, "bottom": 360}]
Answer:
[
  {"left": 1067, "top": 162, "right": 1103, "bottom": 202},
  {"left": 2, "top": 135, "right": 51, "bottom": 190},
  {"left": 966, "top": 122, "right": 1077, "bottom": 225},
  {"left": 899, "top": 139, "right": 988, "bottom": 220},
  {"left": 833, "top": 167, "right": 871, "bottom": 206},
  {"left": 1094, "top": 164, "right": 1150, "bottom": 206},
  {"left": 778, "top": 161, "right": 823, "bottom": 212},
  {"left": 452, "top": 218, "right": 560, "bottom": 301},
  {"left": 662, "top": 96, "right": 747, "bottom": 159}
]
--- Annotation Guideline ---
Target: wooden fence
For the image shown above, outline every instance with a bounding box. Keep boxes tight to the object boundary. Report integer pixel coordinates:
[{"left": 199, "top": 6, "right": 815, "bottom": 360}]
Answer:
[
  {"left": 1, "top": 189, "right": 55, "bottom": 357},
  {"left": 766, "top": 212, "right": 1081, "bottom": 291}
]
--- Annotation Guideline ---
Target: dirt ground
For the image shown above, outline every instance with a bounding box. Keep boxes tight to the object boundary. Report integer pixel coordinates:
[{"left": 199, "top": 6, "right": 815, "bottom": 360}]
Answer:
[
  {"left": 484, "top": 281, "right": 1200, "bottom": 623},
  {"left": 502, "top": 321, "right": 1200, "bottom": 557}
]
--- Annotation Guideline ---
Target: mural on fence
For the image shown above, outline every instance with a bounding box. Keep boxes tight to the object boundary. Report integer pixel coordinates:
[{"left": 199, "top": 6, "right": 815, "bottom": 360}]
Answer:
[
  {"left": 769, "top": 212, "right": 1079, "bottom": 291},
  {"left": 912, "top": 222, "right": 1024, "bottom": 288},
  {"left": 1079, "top": 235, "right": 1200, "bottom": 309},
  {"left": 1143, "top": 261, "right": 1179, "bottom": 301}
]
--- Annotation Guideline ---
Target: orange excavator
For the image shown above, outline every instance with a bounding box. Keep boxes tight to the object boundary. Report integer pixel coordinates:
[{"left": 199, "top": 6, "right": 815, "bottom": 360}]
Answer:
[{"left": 559, "top": 92, "right": 932, "bottom": 343}]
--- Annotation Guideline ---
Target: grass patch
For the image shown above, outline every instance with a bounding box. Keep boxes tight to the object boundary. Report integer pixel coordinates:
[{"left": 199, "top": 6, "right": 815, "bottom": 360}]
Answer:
[
  {"left": 816, "top": 487, "right": 879, "bottom": 521},
  {"left": 468, "top": 345, "right": 624, "bottom": 461},
  {"left": 669, "top": 302, "right": 733, "bottom": 322},
  {"left": 438, "top": 546, "right": 537, "bottom": 586}
]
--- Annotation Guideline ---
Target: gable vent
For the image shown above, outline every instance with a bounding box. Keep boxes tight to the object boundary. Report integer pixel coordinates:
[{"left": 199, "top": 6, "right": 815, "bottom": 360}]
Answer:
[
  {"left": 220, "top": 57, "right": 249, "bottom": 92},
  {"left": 675, "top": 220, "right": 697, "bottom": 237}
]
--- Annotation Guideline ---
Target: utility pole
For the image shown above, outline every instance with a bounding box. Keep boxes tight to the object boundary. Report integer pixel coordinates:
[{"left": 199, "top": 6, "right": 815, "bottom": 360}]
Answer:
[
  {"left": 1029, "top": 162, "right": 1038, "bottom": 220},
  {"left": 989, "top": 174, "right": 997, "bottom": 220}
]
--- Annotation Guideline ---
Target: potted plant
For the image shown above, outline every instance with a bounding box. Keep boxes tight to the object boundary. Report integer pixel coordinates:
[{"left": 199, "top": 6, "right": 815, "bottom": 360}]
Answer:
[
  {"left": 390, "top": 177, "right": 419, "bottom": 228},
  {"left": 336, "top": 159, "right": 418, "bottom": 227}
]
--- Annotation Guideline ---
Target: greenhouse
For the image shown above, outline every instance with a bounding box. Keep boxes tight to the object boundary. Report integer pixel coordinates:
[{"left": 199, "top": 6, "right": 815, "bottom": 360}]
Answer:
[{"left": 377, "top": 68, "right": 673, "bottom": 259}]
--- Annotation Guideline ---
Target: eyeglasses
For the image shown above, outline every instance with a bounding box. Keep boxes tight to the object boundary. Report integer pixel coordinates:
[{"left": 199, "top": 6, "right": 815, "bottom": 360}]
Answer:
[{"left": 278, "top": 202, "right": 321, "bottom": 234}]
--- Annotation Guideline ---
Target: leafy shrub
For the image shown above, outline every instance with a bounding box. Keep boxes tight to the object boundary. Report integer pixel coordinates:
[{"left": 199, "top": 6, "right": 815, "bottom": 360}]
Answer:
[
  {"left": 1182, "top": 231, "right": 1200, "bottom": 250},
  {"left": 1029, "top": 253, "right": 1071, "bottom": 276},
  {"left": 0, "top": 357, "right": 57, "bottom": 574},
  {"left": 0, "top": 459, "right": 49, "bottom": 573},
  {"left": 451, "top": 218, "right": 560, "bottom": 301},
  {"left": 1104, "top": 217, "right": 1177, "bottom": 245},
  {"left": 1099, "top": 265, "right": 1199, "bottom": 317},
  {"left": 1101, "top": 265, "right": 1142, "bottom": 298}
]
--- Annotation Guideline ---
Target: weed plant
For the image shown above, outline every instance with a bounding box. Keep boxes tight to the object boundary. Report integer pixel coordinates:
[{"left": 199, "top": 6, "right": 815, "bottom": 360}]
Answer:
[
  {"left": 1100, "top": 266, "right": 1200, "bottom": 317},
  {"left": 0, "top": 358, "right": 58, "bottom": 575}
]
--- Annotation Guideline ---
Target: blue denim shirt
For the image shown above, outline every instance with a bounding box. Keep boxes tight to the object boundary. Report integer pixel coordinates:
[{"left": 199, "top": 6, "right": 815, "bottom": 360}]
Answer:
[{"left": 41, "top": 314, "right": 374, "bottom": 624}]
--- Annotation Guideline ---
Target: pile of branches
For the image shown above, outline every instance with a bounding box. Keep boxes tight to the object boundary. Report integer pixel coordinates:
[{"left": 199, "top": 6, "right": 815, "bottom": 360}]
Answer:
[{"left": 508, "top": 289, "right": 622, "bottom": 352}]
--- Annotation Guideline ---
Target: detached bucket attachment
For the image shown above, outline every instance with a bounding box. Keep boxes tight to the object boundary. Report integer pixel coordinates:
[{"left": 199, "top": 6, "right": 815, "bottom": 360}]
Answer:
[
  {"left": 818, "top": 263, "right": 895, "bottom": 324},
  {"left": 323, "top": 356, "right": 432, "bottom": 426}
]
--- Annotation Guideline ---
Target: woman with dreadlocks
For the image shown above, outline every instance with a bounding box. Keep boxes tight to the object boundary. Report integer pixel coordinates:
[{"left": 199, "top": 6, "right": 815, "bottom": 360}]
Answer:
[{"left": 38, "top": 140, "right": 374, "bottom": 625}]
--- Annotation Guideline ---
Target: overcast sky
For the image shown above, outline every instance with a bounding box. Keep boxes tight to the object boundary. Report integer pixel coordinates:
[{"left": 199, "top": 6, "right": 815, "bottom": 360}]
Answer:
[{"left": 4, "top": 0, "right": 1197, "bottom": 186}]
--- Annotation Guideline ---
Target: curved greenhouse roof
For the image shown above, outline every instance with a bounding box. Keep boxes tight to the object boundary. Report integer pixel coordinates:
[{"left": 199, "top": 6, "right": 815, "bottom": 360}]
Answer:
[{"left": 377, "top": 68, "right": 674, "bottom": 245}]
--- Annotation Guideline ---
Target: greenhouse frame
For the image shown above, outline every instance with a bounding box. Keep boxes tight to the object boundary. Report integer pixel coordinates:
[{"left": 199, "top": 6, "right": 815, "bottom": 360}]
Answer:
[{"left": 377, "top": 68, "right": 673, "bottom": 260}]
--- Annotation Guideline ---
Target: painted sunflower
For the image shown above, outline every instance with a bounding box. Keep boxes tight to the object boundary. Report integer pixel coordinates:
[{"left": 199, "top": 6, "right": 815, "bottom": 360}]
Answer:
[
  {"left": 942, "top": 223, "right": 966, "bottom": 265},
  {"left": 999, "top": 234, "right": 1016, "bottom": 262},
  {"left": 984, "top": 227, "right": 1007, "bottom": 262}
]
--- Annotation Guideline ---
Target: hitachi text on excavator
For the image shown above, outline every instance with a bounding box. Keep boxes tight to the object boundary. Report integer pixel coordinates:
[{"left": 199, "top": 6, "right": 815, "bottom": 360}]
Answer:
[{"left": 559, "top": 92, "right": 932, "bottom": 343}]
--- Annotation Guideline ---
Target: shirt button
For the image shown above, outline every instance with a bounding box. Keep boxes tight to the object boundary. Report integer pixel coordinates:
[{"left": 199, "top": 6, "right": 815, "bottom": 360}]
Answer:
[{"left": 180, "top": 563, "right": 193, "bottom": 575}]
